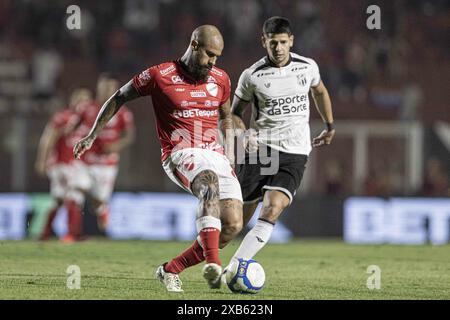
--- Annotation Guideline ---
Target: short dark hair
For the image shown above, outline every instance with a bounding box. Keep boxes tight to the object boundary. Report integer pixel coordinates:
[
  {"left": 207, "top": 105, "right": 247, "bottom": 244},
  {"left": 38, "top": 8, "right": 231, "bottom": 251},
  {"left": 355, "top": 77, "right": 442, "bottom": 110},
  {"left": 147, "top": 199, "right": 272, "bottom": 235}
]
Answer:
[{"left": 263, "top": 16, "right": 292, "bottom": 36}]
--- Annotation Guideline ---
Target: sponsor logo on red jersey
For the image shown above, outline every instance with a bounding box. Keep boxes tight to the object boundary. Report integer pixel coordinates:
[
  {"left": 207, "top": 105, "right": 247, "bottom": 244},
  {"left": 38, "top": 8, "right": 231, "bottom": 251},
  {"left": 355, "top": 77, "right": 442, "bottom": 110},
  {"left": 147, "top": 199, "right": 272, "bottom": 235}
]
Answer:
[{"left": 132, "top": 61, "right": 231, "bottom": 160}]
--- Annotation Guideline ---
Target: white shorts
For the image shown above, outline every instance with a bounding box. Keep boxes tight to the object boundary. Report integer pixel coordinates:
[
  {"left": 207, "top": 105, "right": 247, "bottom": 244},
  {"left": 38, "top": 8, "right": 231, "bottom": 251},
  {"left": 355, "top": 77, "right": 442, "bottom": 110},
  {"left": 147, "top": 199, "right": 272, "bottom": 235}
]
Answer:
[
  {"left": 48, "top": 161, "right": 91, "bottom": 199},
  {"left": 162, "top": 148, "right": 242, "bottom": 201},
  {"left": 83, "top": 164, "right": 118, "bottom": 202}
]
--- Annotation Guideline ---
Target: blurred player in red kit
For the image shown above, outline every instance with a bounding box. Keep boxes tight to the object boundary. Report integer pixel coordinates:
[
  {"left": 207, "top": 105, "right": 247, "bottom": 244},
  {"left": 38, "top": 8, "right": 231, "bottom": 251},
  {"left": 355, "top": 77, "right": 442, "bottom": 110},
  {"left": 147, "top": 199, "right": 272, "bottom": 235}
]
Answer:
[
  {"left": 74, "top": 25, "right": 243, "bottom": 291},
  {"left": 74, "top": 74, "right": 135, "bottom": 234},
  {"left": 35, "top": 88, "right": 92, "bottom": 242}
]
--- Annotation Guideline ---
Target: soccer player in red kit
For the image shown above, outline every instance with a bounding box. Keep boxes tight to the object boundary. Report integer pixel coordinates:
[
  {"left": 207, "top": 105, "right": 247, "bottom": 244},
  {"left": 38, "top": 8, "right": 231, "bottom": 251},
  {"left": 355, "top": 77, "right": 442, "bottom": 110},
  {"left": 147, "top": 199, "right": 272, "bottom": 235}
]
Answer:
[
  {"left": 75, "top": 74, "right": 135, "bottom": 232},
  {"left": 35, "top": 88, "right": 92, "bottom": 242},
  {"left": 74, "top": 25, "right": 243, "bottom": 292}
]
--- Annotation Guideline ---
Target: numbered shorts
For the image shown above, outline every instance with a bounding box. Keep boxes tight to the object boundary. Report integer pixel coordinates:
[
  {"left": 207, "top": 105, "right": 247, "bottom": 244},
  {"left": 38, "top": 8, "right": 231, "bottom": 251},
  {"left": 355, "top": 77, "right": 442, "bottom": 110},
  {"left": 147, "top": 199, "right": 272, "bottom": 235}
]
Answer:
[{"left": 162, "top": 148, "right": 243, "bottom": 201}]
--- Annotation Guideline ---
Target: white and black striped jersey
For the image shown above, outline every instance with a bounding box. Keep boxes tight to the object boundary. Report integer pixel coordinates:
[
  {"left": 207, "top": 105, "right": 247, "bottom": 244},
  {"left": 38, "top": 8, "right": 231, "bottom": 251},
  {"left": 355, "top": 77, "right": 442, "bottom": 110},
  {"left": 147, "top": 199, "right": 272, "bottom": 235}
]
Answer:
[{"left": 235, "top": 52, "right": 321, "bottom": 155}]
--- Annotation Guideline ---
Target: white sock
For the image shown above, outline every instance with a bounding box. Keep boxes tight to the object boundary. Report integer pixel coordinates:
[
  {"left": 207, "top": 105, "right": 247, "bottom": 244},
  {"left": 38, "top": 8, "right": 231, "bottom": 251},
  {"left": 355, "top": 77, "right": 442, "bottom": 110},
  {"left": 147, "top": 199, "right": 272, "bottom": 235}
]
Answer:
[
  {"left": 231, "top": 219, "right": 274, "bottom": 261},
  {"left": 196, "top": 215, "right": 221, "bottom": 233}
]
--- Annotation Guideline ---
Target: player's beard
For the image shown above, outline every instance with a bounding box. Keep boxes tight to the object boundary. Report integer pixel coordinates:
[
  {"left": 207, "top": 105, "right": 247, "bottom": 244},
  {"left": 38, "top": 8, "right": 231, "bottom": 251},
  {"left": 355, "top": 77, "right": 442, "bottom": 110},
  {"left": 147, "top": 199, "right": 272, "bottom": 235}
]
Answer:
[{"left": 188, "top": 62, "right": 211, "bottom": 82}]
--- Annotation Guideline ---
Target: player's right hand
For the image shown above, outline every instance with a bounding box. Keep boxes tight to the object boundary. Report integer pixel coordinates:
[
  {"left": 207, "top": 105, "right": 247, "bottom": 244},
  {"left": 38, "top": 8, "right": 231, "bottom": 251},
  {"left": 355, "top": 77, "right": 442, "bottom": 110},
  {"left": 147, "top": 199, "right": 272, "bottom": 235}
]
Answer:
[{"left": 73, "top": 135, "right": 95, "bottom": 159}]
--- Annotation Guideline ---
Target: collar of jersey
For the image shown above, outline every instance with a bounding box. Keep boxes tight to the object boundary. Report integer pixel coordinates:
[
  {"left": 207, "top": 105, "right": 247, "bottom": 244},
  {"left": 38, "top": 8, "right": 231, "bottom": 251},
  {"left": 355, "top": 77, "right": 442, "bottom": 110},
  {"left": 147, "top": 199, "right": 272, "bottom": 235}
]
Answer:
[{"left": 266, "top": 54, "right": 293, "bottom": 68}]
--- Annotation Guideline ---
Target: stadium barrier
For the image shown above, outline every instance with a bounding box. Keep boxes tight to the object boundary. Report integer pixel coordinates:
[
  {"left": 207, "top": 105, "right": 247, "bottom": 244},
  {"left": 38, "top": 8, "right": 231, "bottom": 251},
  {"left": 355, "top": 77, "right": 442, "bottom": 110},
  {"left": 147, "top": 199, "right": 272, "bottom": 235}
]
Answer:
[
  {"left": 344, "top": 197, "right": 450, "bottom": 245},
  {"left": 0, "top": 192, "right": 293, "bottom": 242},
  {"left": 0, "top": 193, "right": 448, "bottom": 244}
]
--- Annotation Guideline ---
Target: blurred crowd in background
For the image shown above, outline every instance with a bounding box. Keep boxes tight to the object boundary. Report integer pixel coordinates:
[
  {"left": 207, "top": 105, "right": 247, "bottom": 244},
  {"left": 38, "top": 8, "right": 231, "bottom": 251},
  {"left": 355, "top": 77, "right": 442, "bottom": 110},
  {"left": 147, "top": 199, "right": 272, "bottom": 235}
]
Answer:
[{"left": 0, "top": 0, "right": 448, "bottom": 197}]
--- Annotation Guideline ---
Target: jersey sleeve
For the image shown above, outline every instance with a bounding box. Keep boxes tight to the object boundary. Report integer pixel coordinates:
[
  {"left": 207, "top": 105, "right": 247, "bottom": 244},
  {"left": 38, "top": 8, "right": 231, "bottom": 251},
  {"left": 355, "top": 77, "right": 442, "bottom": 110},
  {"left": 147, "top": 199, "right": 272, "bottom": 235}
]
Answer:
[
  {"left": 132, "top": 66, "right": 158, "bottom": 96},
  {"left": 234, "top": 68, "right": 253, "bottom": 102},
  {"left": 310, "top": 59, "right": 321, "bottom": 87}
]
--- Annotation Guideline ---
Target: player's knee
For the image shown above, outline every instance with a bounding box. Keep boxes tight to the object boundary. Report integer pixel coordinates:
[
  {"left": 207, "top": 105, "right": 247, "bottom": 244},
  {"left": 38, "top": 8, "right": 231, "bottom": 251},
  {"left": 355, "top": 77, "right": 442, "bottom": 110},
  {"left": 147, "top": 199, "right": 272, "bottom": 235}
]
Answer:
[
  {"left": 270, "top": 199, "right": 287, "bottom": 211},
  {"left": 262, "top": 200, "right": 288, "bottom": 222},
  {"left": 222, "top": 216, "right": 243, "bottom": 238},
  {"left": 219, "top": 219, "right": 242, "bottom": 249},
  {"left": 192, "top": 170, "right": 219, "bottom": 201}
]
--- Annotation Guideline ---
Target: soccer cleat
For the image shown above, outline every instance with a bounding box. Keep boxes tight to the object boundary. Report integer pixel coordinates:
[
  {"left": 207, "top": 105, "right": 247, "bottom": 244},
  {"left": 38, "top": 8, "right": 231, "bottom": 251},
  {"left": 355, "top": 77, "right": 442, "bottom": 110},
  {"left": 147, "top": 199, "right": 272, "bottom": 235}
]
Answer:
[
  {"left": 202, "top": 263, "right": 222, "bottom": 289},
  {"left": 208, "top": 266, "right": 228, "bottom": 289},
  {"left": 155, "top": 264, "right": 183, "bottom": 292},
  {"left": 60, "top": 234, "right": 76, "bottom": 244}
]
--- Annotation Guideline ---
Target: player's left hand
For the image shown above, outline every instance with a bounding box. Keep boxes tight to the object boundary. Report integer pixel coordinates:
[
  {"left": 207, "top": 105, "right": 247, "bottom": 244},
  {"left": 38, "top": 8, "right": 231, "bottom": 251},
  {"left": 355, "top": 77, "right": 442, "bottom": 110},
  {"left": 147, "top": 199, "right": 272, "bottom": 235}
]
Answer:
[{"left": 312, "top": 129, "right": 335, "bottom": 147}]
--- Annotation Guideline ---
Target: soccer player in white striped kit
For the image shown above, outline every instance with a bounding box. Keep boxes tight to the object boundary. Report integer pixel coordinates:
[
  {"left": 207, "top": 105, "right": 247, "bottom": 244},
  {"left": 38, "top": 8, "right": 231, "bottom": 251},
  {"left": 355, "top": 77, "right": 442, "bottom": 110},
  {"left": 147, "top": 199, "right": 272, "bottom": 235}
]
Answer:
[{"left": 228, "top": 16, "right": 335, "bottom": 273}]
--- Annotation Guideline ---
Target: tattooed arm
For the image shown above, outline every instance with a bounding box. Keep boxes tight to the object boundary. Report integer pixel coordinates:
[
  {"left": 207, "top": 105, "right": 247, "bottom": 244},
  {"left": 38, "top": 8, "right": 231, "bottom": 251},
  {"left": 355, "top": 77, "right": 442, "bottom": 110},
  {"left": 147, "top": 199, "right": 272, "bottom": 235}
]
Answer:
[{"left": 73, "top": 80, "right": 140, "bottom": 159}]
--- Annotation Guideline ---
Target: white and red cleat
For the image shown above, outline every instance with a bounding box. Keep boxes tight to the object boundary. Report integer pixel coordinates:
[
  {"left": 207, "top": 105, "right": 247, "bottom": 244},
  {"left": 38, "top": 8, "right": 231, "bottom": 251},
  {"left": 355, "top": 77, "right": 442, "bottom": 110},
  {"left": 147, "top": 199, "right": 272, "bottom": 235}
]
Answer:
[{"left": 155, "top": 263, "right": 183, "bottom": 292}]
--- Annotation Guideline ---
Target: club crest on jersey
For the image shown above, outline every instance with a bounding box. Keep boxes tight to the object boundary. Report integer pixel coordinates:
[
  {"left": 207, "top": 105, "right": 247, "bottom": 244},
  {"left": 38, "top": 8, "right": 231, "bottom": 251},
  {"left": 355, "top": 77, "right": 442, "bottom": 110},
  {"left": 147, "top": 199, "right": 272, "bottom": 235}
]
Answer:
[
  {"left": 206, "top": 83, "right": 218, "bottom": 97},
  {"left": 297, "top": 74, "right": 307, "bottom": 86}
]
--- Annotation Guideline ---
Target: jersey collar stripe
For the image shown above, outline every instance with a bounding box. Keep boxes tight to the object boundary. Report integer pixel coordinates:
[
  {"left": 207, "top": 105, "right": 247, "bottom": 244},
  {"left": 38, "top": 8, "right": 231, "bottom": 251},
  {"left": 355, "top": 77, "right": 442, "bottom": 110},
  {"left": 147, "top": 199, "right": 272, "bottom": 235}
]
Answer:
[
  {"left": 266, "top": 54, "right": 292, "bottom": 67},
  {"left": 251, "top": 62, "right": 272, "bottom": 75},
  {"left": 252, "top": 54, "right": 297, "bottom": 75},
  {"left": 291, "top": 57, "right": 310, "bottom": 64}
]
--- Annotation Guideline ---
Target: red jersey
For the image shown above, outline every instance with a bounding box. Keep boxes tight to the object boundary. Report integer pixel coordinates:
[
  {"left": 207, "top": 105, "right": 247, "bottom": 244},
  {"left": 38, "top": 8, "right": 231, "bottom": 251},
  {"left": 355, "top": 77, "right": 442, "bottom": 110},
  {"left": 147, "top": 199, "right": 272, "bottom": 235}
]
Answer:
[
  {"left": 76, "top": 101, "right": 134, "bottom": 166},
  {"left": 48, "top": 108, "right": 80, "bottom": 165},
  {"left": 132, "top": 60, "right": 231, "bottom": 161}
]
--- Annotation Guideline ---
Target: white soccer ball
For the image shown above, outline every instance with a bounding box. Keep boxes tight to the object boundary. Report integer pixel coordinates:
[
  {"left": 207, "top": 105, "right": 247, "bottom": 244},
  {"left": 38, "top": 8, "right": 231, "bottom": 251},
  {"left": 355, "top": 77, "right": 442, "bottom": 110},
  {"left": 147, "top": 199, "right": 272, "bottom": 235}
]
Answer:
[{"left": 225, "top": 258, "right": 265, "bottom": 294}]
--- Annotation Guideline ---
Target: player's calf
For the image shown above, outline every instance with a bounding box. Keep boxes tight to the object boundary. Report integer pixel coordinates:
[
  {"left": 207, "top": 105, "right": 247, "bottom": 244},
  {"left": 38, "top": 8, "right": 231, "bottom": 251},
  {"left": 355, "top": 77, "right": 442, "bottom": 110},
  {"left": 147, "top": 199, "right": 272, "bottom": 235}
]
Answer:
[
  {"left": 192, "top": 169, "right": 220, "bottom": 217},
  {"left": 219, "top": 198, "right": 243, "bottom": 249},
  {"left": 192, "top": 170, "right": 222, "bottom": 268},
  {"left": 260, "top": 190, "right": 290, "bottom": 223}
]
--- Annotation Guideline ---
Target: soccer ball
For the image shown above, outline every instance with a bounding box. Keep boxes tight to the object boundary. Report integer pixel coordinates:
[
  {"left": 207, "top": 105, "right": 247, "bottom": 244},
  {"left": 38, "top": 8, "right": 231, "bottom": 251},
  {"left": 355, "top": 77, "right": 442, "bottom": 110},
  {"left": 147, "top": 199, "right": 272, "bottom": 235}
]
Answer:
[{"left": 225, "top": 258, "right": 265, "bottom": 294}]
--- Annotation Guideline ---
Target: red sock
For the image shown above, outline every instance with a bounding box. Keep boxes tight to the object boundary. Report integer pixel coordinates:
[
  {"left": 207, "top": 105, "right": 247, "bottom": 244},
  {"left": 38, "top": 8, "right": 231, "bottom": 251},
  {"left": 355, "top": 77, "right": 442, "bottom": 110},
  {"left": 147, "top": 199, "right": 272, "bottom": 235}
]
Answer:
[
  {"left": 165, "top": 240, "right": 205, "bottom": 274},
  {"left": 66, "top": 200, "right": 83, "bottom": 238},
  {"left": 40, "top": 206, "right": 58, "bottom": 239},
  {"left": 199, "top": 228, "right": 221, "bottom": 266}
]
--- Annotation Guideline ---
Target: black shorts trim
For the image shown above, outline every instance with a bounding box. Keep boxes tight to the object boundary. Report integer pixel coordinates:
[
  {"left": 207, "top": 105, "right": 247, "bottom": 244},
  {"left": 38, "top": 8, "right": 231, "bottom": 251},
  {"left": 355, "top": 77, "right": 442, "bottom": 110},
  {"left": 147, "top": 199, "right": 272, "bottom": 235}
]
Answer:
[{"left": 262, "top": 185, "right": 293, "bottom": 204}]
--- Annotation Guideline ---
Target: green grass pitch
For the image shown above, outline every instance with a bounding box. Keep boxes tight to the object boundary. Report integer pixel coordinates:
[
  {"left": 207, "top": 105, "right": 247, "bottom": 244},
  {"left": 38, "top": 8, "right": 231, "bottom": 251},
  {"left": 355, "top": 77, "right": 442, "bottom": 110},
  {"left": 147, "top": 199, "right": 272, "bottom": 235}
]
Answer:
[{"left": 1, "top": 239, "right": 449, "bottom": 300}]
